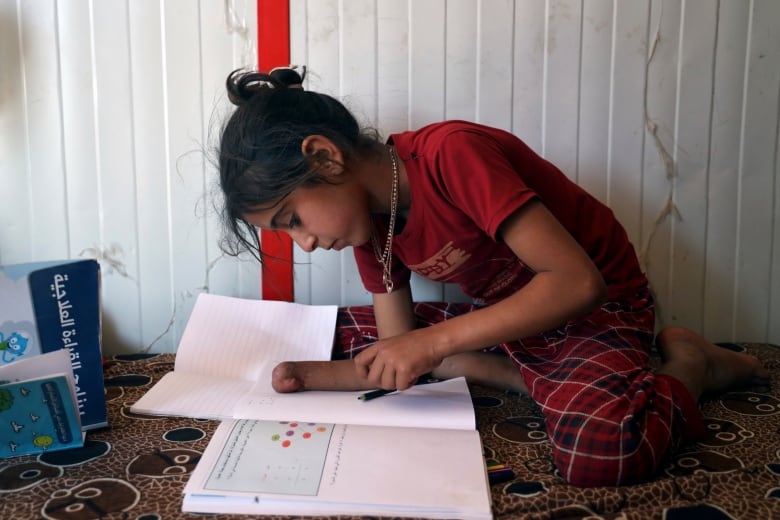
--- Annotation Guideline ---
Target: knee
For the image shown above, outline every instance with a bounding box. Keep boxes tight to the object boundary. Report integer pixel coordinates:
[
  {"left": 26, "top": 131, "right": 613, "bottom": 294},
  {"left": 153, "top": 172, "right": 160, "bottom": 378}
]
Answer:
[{"left": 550, "top": 420, "right": 665, "bottom": 487}]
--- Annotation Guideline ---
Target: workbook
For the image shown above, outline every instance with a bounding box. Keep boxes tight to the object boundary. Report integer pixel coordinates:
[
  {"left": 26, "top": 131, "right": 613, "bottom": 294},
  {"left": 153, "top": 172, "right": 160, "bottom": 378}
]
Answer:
[
  {"left": 182, "top": 418, "right": 492, "bottom": 519},
  {"left": 0, "top": 259, "right": 106, "bottom": 430},
  {"left": 134, "top": 293, "right": 491, "bottom": 518},
  {"left": 0, "top": 349, "right": 84, "bottom": 458}
]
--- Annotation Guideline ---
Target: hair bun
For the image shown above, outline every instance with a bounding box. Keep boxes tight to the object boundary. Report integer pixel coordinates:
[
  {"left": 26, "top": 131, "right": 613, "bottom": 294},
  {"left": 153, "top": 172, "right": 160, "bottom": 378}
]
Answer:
[
  {"left": 270, "top": 65, "right": 306, "bottom": 89},
  {"left": 225, "top": 66, "right": 306, "bottom": 106}
]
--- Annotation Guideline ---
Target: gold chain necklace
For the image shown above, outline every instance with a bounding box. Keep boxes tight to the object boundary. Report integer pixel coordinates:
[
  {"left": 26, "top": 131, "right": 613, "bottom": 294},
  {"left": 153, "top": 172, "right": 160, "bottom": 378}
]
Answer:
[{"left": 371, "top": 146, "right": 399, "bottom": 293}]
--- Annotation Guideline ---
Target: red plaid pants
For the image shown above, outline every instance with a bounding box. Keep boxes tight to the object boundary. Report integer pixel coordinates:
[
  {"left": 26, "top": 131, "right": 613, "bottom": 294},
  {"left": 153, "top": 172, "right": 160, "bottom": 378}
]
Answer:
[{"left": 331, "top": 287, "right": 704, "bottom": 487}]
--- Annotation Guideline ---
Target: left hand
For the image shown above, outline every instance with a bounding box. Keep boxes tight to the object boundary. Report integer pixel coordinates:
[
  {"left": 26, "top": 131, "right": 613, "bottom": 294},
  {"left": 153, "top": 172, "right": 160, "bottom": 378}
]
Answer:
[{"left": 354, "top": 333, "right": 443, "bottom": 391}]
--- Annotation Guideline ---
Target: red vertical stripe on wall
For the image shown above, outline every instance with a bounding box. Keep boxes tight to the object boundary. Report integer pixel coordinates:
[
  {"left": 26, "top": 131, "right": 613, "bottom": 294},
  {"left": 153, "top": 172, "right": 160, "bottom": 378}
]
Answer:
[{"left": 257, "top": 0, "right": 294, "bottom": 301}]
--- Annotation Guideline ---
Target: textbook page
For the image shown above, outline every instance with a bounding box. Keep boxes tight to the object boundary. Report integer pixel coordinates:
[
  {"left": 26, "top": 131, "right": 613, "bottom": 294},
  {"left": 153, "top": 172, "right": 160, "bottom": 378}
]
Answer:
[
  {"left": 131, "top": 293, "right": 338, "bottom": 418},
  {"left": 182, "top": 419, "right": 493, "bottom": 520}
]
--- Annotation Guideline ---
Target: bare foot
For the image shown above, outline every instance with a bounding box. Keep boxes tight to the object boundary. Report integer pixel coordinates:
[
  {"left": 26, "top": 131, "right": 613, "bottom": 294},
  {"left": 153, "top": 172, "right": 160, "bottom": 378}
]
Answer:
[
  {"left": 656, "top": 326, "right": 770, "bottom": 401},
  {"left": 433, "top": 352, "right": 529, "bottom": 395}
]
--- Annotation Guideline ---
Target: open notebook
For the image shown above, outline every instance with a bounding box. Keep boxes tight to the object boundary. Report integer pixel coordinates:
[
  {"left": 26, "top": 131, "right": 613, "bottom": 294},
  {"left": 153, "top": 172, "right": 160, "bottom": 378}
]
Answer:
[
  {"left": 130, "top": 293, "right": 476, "bottom": 430},
  {"left": 132, "top": 293, "right": 491, "bottom": 518}
]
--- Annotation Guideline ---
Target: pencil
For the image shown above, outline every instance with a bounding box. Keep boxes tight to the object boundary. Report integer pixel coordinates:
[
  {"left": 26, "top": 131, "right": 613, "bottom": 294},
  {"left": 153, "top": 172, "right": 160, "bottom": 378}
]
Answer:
[
  {"left": 357, "top": 388, "right": 396, "bottom": 401},
  {"left": 357, "top": 373, "right": 439, "bottom": 401}
]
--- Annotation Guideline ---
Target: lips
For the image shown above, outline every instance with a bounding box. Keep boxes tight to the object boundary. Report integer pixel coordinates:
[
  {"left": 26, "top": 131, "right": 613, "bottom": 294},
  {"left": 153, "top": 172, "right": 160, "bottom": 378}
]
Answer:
[{"left": 318, "top": 239, "right": 347, "bottom": 252}]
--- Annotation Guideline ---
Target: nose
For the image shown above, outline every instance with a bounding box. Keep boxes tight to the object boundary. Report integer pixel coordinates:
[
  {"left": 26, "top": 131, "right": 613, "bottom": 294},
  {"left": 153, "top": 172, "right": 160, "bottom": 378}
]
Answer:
[{"left": 289, "top": 229, "right": 316, "bottom": 253}]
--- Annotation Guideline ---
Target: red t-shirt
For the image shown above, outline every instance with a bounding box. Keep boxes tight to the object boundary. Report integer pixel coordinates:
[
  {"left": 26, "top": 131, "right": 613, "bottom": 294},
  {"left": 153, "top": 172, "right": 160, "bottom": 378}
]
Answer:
[{"left": 354, "top": 121, "right": 645, "bottom": 304}]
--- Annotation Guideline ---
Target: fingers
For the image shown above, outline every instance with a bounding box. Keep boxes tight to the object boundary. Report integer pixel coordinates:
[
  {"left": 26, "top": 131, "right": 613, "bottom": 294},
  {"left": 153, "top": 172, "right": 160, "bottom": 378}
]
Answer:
[
  {"left": 356, "top": 348, "right": 401, "bottom": 389},
  {"left": 365, "top": 360, "right": 417, "bottom": 391},
  {"left": 354, "top": 342, "right": 428, "bottom": 391},
  {"left": 353, "top": 347, "right": 376, "bottom": 379},
  {"left": 397, "top": 374, "right": 419, "bottom": 391}
]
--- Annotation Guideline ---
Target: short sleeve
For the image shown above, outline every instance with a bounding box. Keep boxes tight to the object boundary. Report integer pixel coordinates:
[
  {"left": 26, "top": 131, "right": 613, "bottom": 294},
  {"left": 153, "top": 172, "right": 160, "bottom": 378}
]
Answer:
[{"left": 430, "top": 129, "right": 538, "bottom": 239}]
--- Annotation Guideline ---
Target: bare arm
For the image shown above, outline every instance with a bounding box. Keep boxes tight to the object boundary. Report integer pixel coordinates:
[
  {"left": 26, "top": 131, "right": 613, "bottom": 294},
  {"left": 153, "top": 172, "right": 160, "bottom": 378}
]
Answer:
[
  {"left": 270, "top": 286, "right": 417, "bottom": 393},
  {"left": 354, "top": 200, "right": 607, "bottom": 391},
  {"left": 373, "top": 284, "right": 416, "bottom": 338}
]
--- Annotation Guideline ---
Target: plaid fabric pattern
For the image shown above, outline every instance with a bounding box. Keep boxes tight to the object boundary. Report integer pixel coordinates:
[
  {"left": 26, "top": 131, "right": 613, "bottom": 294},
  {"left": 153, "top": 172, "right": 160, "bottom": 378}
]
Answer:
[{"left": 331, "top": 288, "right": 704, "bottom": 487}]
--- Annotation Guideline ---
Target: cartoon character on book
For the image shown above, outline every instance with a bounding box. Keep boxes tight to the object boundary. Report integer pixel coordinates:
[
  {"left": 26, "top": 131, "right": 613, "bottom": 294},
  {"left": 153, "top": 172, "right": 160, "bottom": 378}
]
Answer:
[{"left": 0, "top": 331, "right": 30, "bottom": 364}]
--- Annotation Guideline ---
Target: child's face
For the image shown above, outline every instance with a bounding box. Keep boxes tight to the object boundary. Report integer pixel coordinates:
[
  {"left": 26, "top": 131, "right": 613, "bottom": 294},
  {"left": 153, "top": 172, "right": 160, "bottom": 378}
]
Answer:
[{"left": 243, "top": 180, "right": 373, "bottom": 253}]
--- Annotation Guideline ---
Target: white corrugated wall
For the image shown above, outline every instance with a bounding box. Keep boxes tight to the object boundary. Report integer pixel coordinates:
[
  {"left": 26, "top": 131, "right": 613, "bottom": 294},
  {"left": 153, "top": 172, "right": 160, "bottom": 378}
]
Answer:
[
  {"left": 1, "top": 0, "right": 779, "bottom": 354},
  {"left": 0, "top": 0, "right": 261, "bottom": 353}
]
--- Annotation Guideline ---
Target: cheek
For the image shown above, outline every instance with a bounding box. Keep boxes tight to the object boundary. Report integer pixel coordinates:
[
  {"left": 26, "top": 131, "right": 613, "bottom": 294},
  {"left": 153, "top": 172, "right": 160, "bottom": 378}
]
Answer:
[
  {"left": 329, "top": 206, "right": 372, "bottom": 245},
  {"left": 330, "top": 210, "right": 368, "bottom": 242}
]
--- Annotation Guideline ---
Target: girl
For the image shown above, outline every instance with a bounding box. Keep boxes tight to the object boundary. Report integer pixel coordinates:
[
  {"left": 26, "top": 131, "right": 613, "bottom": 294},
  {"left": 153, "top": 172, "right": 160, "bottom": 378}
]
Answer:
[{"left": 217, "top": 66, "right": 768, "bottom": 487}]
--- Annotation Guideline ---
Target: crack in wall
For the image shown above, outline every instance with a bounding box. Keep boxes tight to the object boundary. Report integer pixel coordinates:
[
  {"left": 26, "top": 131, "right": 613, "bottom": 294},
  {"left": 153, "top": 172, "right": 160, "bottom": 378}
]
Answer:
[
  {"left": 140, "top": 285, "right": 209, "bottom": 354},
  {"left": 80, "top": 244, "right": 134, "bottom": 281},
  {"left": 638, "top": 3, "right": 682, "bottom": 272},
  {"left": 79, "top": 244, "right": 232, "bottom": 353}
]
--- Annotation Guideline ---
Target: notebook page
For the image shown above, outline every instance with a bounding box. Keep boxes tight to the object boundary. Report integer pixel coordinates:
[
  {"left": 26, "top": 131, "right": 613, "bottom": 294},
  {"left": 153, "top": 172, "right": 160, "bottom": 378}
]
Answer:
[
  {"left": 232, "top": 377, "right": 476, "bottom": 431},
  {"left": 173, "top": 293, "right": 338, "bottom": 381},
  {"left": 129, "top": 372, "right": 255, "bottom": 419}
]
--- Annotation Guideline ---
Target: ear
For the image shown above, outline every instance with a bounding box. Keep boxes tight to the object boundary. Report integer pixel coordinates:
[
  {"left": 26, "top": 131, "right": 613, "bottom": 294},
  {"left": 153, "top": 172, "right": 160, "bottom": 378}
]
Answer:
[{"left": 301, "top": 135, "right": 344, "bottom": 175}]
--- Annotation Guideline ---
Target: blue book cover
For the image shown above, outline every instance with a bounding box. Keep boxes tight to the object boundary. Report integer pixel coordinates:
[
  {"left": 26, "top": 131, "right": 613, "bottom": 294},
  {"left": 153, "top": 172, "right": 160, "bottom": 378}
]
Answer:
[
  {"left": 0, "top": 259, "right": 107, "bottom": 430},
  {"left": 0, "top": 374, "right": 84, "bottom": 458}
]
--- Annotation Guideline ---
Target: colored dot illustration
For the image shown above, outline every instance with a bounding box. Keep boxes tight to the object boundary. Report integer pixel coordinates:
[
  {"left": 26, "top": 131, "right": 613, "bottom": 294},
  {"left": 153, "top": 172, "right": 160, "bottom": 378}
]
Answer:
[{"left": 271, "top": 421, "right": 330, "bottom": 448}]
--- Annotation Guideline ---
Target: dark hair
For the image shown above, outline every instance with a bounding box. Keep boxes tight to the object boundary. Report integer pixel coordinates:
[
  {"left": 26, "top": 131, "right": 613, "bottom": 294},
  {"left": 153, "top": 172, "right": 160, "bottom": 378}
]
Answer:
[{"left": 218, "top": 66, "right": 381, "bottom": 261}]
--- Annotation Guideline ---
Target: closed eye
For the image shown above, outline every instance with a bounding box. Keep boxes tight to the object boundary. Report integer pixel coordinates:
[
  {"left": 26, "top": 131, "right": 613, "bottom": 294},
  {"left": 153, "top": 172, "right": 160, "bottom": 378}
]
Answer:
[{"left": 288, "top": 214, "right": 301, "bottom": 229}]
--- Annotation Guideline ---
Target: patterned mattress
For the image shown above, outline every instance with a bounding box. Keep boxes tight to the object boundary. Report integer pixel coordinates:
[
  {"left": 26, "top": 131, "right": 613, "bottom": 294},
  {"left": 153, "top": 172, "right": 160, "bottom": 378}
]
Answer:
[{"left": 1, "top": 343, "right": 779, "bottom": 519}]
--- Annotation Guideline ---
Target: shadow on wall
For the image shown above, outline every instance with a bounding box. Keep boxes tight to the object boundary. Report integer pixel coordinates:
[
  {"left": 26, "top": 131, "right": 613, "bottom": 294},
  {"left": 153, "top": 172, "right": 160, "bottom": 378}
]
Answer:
[
  {"left": 0, "top": 8, "right": 20, "bottom": 111},
  {"left": 100, "top": 311, "right": 136, "bottom": 355}
]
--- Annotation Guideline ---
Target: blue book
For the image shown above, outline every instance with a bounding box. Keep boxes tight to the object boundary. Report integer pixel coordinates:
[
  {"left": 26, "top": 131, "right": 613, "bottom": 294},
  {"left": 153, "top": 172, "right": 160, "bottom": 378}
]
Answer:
[
  {"left": 0, "top": 349, "right": 85, "bottom": 458},
  {"left": 0, "top": 259, "right": 107, "bottom": 430},
  {"left": 0, "top": 372, "right": 83, "bottom": 458}
]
